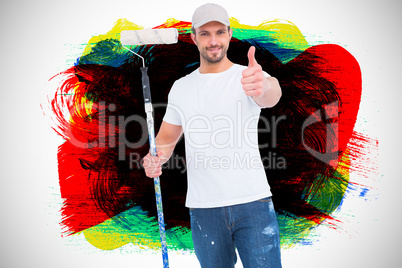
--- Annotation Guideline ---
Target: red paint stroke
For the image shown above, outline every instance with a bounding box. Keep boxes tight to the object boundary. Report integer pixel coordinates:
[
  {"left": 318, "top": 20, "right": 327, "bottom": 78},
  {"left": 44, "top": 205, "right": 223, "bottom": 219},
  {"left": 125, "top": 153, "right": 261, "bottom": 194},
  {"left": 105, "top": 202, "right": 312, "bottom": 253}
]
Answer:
[
  {"left": 346, "top": 131, "right": 379, "bottom": 180},
  {"left": 45, "top": 29, "right": 372, "bottom": 242},
  {"left": 289, "top": 44, "right": 362, "bottom": 162}
]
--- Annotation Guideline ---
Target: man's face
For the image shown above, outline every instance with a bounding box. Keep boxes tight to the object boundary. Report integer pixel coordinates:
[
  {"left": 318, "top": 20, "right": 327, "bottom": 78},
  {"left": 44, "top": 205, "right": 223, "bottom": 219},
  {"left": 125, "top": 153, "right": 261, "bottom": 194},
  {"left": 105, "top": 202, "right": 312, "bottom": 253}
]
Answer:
[{"left": 191, "top": 21, "right": 232, "bottom": 64}]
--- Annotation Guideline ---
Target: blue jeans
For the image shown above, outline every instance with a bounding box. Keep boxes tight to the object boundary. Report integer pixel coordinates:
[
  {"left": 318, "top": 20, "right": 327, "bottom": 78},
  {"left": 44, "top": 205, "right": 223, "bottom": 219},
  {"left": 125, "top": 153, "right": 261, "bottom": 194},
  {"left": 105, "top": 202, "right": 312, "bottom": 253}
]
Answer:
[{"left": 190, "top": 197, "right": 282, "bottom": 268}]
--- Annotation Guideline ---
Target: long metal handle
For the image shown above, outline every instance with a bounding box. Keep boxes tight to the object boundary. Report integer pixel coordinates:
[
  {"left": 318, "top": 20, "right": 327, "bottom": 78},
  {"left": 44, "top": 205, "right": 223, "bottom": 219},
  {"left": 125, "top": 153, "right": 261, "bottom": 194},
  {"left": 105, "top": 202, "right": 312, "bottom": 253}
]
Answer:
[{"left": 141, "top": 67, "right": 169, "bottom": 268}]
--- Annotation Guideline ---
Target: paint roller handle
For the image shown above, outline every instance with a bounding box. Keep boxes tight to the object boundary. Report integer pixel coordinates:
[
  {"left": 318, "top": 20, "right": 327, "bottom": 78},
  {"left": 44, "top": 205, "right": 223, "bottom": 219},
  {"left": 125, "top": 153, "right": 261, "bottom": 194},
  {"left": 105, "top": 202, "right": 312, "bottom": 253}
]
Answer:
[
  {"left": 140, "top": 66, "right": 157, "bottom": 158},
  {"left": 140, "top": 67, "right": 170, "bottom": 268},
  {"left": 140, "top": 67, "right": 152, "bottom": 103}
]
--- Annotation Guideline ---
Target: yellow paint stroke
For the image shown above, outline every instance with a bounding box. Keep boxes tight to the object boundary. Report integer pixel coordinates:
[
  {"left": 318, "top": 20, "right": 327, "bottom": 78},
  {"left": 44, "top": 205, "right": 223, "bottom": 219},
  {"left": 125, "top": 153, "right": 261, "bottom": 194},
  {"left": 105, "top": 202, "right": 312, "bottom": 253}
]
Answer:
[
  {"left": 229, "top": 17, "right": 309, "bottom": 51},
  {"left": 82, "top": 18, "right": 144, "bottom": 57}
]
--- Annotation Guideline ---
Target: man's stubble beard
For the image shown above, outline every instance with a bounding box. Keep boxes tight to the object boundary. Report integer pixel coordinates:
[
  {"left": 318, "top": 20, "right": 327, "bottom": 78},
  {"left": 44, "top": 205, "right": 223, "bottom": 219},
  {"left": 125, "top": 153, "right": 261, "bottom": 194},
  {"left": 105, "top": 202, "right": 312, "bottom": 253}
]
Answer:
[{"left": 200, "top": 45, "right": 229, "bottom": 64}]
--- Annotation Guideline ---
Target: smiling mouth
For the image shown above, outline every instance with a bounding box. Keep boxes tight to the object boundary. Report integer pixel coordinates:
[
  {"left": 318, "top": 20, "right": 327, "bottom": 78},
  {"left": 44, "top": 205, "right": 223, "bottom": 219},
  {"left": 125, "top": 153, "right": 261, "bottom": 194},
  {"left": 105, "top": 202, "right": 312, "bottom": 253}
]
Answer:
[{"left": 207, "top": 46, "right": 222, "bottom": 53}]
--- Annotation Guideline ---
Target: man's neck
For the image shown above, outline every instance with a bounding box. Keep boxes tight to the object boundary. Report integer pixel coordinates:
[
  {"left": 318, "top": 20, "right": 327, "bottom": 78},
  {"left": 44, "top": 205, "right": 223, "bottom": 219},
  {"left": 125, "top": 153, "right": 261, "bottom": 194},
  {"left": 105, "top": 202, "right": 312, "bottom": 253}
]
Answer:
[{"left": 199, "top": 57, "right": 234, "bottom": 74}]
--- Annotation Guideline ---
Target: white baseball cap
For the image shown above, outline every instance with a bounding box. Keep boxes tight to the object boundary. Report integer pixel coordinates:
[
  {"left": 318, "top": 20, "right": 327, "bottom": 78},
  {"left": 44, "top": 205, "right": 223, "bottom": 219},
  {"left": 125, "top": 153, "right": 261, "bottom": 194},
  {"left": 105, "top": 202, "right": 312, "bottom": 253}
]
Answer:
[{"left": 192, "top": 3, "right": 230, "bottom": 29}]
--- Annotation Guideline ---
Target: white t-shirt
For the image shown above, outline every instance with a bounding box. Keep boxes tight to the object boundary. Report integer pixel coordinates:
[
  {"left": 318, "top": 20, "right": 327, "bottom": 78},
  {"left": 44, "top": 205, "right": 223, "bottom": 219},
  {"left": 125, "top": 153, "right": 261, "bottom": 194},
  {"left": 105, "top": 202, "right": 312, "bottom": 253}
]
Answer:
[{"left": 163, "top": 64, "right": 272, "bottom": 208}]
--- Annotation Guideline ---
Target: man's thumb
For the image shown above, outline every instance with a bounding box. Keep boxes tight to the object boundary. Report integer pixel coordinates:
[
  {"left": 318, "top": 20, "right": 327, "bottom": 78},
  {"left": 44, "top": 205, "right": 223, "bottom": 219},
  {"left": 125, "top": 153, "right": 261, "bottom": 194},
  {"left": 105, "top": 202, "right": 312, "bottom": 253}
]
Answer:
[{"left": 247, "top": 46, "right": 257, "bottom": 67}]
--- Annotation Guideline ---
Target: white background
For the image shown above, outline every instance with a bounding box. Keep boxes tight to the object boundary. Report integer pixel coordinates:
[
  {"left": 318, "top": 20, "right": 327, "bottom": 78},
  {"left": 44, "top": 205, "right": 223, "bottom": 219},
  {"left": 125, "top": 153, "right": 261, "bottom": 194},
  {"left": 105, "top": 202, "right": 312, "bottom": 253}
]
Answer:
[{"left": 1, "top": 0, "right": 400, "bottom": 267}]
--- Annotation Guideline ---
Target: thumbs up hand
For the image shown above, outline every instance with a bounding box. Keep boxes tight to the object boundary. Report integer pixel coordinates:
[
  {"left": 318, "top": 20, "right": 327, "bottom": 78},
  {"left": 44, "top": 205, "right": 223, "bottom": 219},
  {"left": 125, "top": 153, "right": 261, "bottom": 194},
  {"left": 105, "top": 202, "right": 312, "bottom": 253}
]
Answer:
[
  {"left": 241, "top": 46, "right": 267, "bottom": 99},
  {"left": 241, "top": 46, "right": 282, "bottom": 108}
]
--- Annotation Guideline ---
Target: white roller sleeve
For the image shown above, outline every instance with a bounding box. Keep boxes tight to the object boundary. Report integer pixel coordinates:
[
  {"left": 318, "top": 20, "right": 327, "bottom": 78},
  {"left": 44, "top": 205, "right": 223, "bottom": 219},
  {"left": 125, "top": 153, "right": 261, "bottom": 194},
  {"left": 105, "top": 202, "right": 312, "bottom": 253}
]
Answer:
[{"left": 120, "top": 28, "right": 178, "bottom": 46}]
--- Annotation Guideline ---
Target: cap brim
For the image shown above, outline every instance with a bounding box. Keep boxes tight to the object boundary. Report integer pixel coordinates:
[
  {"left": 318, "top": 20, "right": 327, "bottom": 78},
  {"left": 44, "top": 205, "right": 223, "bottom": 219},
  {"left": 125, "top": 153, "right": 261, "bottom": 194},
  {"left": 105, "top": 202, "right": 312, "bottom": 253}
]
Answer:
[{"left": 193, "top": 19, "right": 230, "bottom": 29}]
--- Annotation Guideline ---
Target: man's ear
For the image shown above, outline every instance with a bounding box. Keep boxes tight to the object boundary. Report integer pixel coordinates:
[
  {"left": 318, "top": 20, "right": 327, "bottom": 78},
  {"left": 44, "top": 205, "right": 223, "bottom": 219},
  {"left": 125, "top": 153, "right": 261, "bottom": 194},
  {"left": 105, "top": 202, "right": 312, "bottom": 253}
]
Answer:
[
  {"left": 191, "top": 32, "right": 197, "bottom": 45},
  {"left": 229, "top": 28, "right": 233, "bottom": 39}
]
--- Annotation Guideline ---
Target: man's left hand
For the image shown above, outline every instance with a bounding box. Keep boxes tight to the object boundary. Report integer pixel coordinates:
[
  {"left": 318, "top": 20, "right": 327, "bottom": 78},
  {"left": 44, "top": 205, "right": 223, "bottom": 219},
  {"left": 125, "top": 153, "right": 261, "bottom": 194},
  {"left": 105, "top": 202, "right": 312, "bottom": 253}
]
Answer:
[
  {"left": 241, "top": 46, "right": 281, "bottom": 108},
  {"left": 241, "top": 46, "right": 268, "bottom": 98}
]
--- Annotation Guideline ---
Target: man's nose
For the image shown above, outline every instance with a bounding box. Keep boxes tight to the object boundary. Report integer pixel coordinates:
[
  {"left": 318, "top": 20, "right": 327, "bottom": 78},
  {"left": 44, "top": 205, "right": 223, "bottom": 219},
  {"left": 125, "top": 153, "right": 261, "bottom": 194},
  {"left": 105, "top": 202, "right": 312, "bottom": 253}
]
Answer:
[{"left": 209, "top": 34, "right": 219, "bottom": 46}]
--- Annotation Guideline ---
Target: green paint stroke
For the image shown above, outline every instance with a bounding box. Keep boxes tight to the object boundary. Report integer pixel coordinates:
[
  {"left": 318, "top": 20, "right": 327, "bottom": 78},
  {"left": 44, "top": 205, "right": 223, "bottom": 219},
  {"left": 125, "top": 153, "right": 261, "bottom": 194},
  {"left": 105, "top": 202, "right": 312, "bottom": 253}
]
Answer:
[{"left": 82, "top": 206, "right": 193, "bottom": 251}]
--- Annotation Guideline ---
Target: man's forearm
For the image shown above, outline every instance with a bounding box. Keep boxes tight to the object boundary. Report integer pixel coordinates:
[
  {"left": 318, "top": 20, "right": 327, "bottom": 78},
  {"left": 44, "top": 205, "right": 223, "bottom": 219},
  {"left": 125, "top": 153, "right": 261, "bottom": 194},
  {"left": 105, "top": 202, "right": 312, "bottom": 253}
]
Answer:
[
  {"left": 155, "top": 135, "right": 178, "bottom": 164},
  {"left": 254, "top": 76, "right": 282, "bottom": 108},
  {"left": 153, "top": 121, "right": 183, "bottom": 163}
]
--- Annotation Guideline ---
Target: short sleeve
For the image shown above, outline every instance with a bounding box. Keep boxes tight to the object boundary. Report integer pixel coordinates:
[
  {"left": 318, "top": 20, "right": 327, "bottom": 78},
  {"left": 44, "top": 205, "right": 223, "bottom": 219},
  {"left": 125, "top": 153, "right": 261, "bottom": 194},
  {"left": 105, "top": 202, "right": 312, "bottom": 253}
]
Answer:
[{"left": 162, "top": 86, "right": 182, "bottom": 126}]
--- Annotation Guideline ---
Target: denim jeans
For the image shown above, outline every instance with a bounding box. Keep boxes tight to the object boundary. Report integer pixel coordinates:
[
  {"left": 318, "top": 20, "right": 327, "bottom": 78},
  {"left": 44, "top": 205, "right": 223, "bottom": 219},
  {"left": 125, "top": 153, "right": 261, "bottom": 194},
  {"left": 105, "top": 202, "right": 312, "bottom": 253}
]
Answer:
[{"left": 189, "top": 197, "right": 282, "bottom": 268}]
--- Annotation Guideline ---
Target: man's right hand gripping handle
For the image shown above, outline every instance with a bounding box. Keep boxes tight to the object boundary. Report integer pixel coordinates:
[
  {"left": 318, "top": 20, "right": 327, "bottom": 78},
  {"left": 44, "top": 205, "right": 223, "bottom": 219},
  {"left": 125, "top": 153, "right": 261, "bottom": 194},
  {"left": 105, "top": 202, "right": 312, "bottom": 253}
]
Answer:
[{"left": 143, "top": 150, "right": 164, "bottom": 178}]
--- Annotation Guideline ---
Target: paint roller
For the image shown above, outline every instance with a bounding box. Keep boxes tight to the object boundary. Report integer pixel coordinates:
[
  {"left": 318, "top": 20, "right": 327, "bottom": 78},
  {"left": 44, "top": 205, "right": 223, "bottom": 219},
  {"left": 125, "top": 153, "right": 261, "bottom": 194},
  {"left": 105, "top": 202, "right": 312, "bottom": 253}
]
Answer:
[
  {"left": 120, "top": 28, "right": 178, "bottom": 268},
  {"left": 121, "top": 28, "right": 178, "bottom": 103},
  {"left": 121, "top": 28, "right": 178, "bottom": 46}
]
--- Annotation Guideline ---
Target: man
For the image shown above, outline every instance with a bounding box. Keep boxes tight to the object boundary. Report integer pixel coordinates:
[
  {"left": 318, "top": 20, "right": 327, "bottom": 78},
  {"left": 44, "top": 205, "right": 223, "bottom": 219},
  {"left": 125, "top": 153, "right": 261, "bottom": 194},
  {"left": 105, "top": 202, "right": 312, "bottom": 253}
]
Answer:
[{"left": 143, "top": 3, "right": 282, "bottom": 267}]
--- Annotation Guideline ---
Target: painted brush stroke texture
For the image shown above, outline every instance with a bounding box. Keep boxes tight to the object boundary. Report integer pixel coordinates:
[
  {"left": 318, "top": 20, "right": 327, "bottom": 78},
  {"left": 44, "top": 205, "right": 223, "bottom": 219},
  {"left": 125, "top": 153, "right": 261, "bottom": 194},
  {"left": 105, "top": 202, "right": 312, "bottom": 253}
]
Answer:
[{"left": 42, "top": 18, "right": 378, "bottom": 251}]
